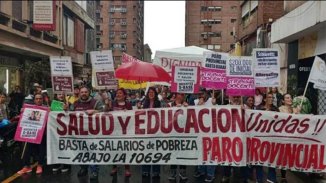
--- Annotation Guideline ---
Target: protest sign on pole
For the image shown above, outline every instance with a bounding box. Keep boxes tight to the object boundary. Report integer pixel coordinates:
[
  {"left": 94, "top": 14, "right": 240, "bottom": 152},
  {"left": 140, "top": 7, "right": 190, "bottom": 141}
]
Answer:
[
  {"left": 50, "top": 56, "right": 74, "bottom": 94},
  {"left": 47, "top": 106, "right": 326, "bottom": 173},
  {"left": 90, "top": 50, "right": 117, "bottom": 90},
  {"left": 14, "top": 104, "right": 50, "bottom": 144},
  {"left": 253, "top": 48, "right": 280, "bottom": 87},
  {"left": 226, "top": 56, "right": 255, "bottom": 96},
  {"left": 201, "top": 52, "right": 228, "bottom": 89},
  {"left": 308, "top": 56, "right": 326, "bottom": 90},
  {"left": 171, "top": 66, "right": 200, "bottom": 93}
]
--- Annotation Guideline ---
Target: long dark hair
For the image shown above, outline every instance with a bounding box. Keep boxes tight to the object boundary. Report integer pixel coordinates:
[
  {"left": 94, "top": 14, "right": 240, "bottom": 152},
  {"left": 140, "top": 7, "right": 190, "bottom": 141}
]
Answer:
[{"left": 143, "top": 87, "right": 161, "bottom": 108}]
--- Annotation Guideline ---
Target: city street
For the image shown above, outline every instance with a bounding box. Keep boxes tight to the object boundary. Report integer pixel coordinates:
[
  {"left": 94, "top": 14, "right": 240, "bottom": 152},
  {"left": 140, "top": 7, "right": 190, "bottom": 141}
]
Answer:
[{"left": 1, "top": 164, "right": 325, "bottom": 183}]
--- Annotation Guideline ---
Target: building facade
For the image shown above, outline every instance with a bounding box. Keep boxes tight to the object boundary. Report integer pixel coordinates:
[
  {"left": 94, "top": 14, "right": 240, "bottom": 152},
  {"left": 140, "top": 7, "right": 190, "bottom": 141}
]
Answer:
[
  {"left": 271, "top": 1, "right": 326, "bottom": 114},
  {"left": 95, "top": 1, "right": 144, "bottom": 68},
  {"left": 185, "top": 1, "right": 240, "bottom": 52},
  {"left": 0, "top": 0, "right": 95, "bottom": 94},
  {"left": 143, "top": 44, "right": 152, "bottom": 62}
]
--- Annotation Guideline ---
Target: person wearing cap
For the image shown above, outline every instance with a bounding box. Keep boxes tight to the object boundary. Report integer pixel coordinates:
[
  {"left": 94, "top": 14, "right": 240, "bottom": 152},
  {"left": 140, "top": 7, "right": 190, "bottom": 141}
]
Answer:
[
  {"left": 168, "top": 92, "right": 189, "bottom": 181},
  {"left": 66, "top": 85, "right": 80, "bottom": 110}
]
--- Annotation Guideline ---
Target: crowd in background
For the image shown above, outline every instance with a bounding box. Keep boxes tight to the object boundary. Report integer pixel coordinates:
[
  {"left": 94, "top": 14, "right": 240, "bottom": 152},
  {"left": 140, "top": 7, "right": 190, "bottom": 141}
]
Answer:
[{"left": 0, "top": 82, "right": 317, "bottom": 183}]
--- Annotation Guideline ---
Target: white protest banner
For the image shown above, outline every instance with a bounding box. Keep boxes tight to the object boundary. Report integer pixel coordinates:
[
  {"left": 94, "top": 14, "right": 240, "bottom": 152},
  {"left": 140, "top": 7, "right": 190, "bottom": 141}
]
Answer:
[
  {"left": 253, "top": 49, "right": 280, "bottom": 87},
  {"left": 47, "top": 106, "right": 326, "bottom": 173},
  {"left": 171, "top": 66, "right": 200, "bottom": 93},
  {"left": 47, "top": 106, "right": 246, "bottom": 165},
  {"left": 90, "top": 50, "right": 117, "bottom": 90},
  {"left": 15, "top": 104, "right": 50, "bottom": 144},
  {"left": 309, "top": 56, "right": 326, "bottom": 90},
  {"left": 226, "top": 56, "right": 255, "bottom": 96},
  {"left": 202, "top": 52, "right": 228, "bottom": 89},
  {"left": 245, "top": 109, "right": 326, "bottom": 172},
  {"left": 50, "top": 56, "right": 73, "bottom": 94}
]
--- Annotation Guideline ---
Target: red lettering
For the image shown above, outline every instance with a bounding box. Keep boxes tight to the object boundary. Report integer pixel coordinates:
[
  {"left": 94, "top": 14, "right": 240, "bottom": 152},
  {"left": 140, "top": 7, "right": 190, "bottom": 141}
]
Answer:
[
  {"left": 135, "top": 111, "right": 146, "bottom": 134},
  {"left": 218, "top": 109, "right": 231, "bottom": 133},
  {"left": 202, "top": 137, "right": 211, "bottom": 161},
  {"left": 79, "top": 113, "right": 88, "bottom": 135},
  {"left": 88, "top": 114, "right": 100, "bottom": 135},
  {"left": 161, "top": 110, "right": 173, "bottom": 133},
  {"left": 147, "top": 110, "right": 159, "bottom": 134},
  {"left": 101, "top": 113, "right": 114, "bottom": 135},
  {"left": 222, "top": 137, "right": 232, "bottom": 162},
  {"left": 185, "top": 109, "right": 199, "bottom": 133},
  {"left": 198, "top": 108, "right": 210, "bottom": 133},
  {"left": 250, "top": 138, "right": 260, "bottom": 162},
  {"left": 173, "top": 109, "right": 184, "bottom": 133},
  {"left": 68, "top": 113, "right": 79, "bottom": 135},
  {"left": 232, "top": 137, "right": 243, "bottom": 163},
  {"left": 211, "top": 137, "right": 222, "bottom": 162},
  {"left": 259, "top": 141, "right": 271, "bottom": 162},
  {"left": 297, "top": 118, "right": 309, "bottom": 133},
  {"left": 56, "top": 113, "right": 67, "bottom": 136},
  {"left": 231, "top": 108, "right": 244, "bottom": 132}
]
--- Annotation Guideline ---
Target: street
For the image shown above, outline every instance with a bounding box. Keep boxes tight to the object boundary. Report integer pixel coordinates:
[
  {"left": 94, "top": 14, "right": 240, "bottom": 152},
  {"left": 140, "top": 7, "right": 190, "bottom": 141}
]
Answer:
[{"left": 1, "top": 164, "right": 325, "bottom": 183}]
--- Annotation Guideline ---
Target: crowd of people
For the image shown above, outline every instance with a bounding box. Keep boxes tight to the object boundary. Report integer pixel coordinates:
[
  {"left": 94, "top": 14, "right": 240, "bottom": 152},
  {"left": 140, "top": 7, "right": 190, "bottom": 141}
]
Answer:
[{"left": 0, "top": 82, "right": 317, "bottom": 183}]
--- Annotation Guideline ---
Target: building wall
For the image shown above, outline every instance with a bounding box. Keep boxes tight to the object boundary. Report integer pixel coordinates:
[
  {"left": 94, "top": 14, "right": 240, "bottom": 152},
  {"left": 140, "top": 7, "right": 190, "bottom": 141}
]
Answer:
[
  {"left": 185, "top": 1, "right": 240, "bottom": 52},
  {"left": 97, "top": 1, "right": 144, "bottom": 68},
  {"left": 143, "top": 44, "right": 152, "bottom": 62},
  {"left": 284, "top": 1, "right": 307, "bottom": 13}
]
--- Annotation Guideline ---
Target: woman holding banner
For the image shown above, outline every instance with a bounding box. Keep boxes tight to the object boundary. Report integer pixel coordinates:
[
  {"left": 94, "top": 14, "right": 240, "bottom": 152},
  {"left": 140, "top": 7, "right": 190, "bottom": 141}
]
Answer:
[
  {"left": 255, "top": 92, "right": 279, "bottom": 183},
  {"left": 193, "top": 89, "right": 216, "bottom": 182},
  {"left": 168, "top": 92, "right": 189, "bottom": 181},
  {"left": 110, "top": 88, "right": 133, "bottom": 177},
  {"left": 139, "top": 87, "right": 162, "bottom": 178},
  {"left": 51, "top": 93, "right": 71, "bottom": 173},
  {"left": 17, "top": 93, "right": 47, "bottom": 175}
]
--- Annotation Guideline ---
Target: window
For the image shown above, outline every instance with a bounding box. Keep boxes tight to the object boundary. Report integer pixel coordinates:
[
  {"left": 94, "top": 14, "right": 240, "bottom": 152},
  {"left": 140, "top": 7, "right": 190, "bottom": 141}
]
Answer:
[
  {"left": 241, "top": 1, "right": 258, "bottom": 18},
  {"left": 208, "top": 45, "right": 214, "bottom": 50},
  {"left": 230, "top": 31, "right": 234, "bottom": 36},
  {"left": 208, "top": 6, "right": 222, "bottom": 11},
  {"left": 63, "top": 15, "right": 75, "bottom": 47},
  {"left": 201, "top": 19, "right": 221, "bottom": 24},
  {"left": 231, "top": 18, "right": 237, "bottom": 23},
  {"left": 231, "top": 6, "right": 237, "bottom": 10},
  {"left": 110, "top": 43, "right": 126, "bottom": 50},
  {"left": 201, "top": 6, "right": 207, "bottom": 11},
  {"left": 200, "top": 45, "right": 208, "bottom": 49},
  {"left": 230, "top": 43, "right": 235, "bottom": 49},
  {"left": 201, "top": 32, "right": 221, "bottom": 38},
  {"left": 214, "top": 45, "right": 221, "bottom": 50}
]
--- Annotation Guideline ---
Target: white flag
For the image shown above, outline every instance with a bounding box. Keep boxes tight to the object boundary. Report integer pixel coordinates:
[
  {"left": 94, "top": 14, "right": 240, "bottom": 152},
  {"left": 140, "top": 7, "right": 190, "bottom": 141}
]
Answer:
[{"left": 308, "top": 56, "right": 326, "bottom": 90}]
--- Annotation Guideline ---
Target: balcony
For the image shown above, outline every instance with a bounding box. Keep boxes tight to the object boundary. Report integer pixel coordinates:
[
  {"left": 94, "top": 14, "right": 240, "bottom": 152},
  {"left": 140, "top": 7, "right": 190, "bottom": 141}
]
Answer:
[
  {"left": 109, "top": 34, "right": 115, "bottom": 38},
  {"left": 120, "top": 34, "right": 127, "bottom": 39},
  {"left": 121, "top": 22, "right": 127, "bottom": 26}
]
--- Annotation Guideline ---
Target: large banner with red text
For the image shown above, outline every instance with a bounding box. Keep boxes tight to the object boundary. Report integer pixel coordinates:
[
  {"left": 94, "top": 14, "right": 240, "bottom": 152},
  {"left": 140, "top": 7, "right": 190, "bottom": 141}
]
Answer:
[{"left": 47, "top": 107, "right": 326, "bottom": 173}]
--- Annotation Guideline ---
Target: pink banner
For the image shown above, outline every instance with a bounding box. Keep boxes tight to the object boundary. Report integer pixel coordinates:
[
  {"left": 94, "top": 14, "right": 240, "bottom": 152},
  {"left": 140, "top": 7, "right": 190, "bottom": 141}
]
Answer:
[
  {"left": 14, "top": 104, "right": 50, "bottom": 144},
  {"left": 122, "top": 53, "right": 141, "bottom": 64},
  {"left": 171, "top": 66, "right": 200, "bottom": 93},
  {"left": 226, "top": 76, "right": 255, "bottom": 96},
  {"left": 201, "top": 67, "right": 226, "bottom": 89}
]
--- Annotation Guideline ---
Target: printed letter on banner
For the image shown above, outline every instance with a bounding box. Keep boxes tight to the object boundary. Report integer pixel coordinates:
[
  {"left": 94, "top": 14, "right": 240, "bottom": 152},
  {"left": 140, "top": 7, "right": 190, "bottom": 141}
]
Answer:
[{"left": 253, "top": 49, "right": 280, "bottom": 87}]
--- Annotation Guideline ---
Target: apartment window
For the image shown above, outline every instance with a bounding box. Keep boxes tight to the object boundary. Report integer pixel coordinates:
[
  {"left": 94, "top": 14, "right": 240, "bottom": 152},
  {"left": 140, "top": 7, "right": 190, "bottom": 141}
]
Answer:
[
  {"left": 201, "top": 32, "right": 221, "bottom": 38},
  {"left": 63, "top": 15, "right": 75, "bottom": 47},
  {"left": 231, "top": 18, "right": 237, "bottom": 23},
  {"left": 201, "top": 19, "right": 221, "bottom": 24},
  {"left": 208, "top": 45, "right": 214, "bottom": 50},
  {"left": 230, "top": 31, "right": 234, "bottom": 36},
  {"left": 230, "top": 43, "right": 235, "bottom": 49},
  {"left": 242, "top": 0, "right": 258, "bottom": 18},
  {"left": 133, "top": 18, "right": 136, "bottom": 23},
  {"left": 200, "top": 45, "right": 208, "bottom": 49},
  {"left": 12, "top": 1, "right": 22, "bottom": 20},
  {"left": 214, "top": 45, "right": 221, "bottom": 50},
  {"left": 208, "top": 6, "right": 222, "bottom": 11},
  {"left": 114, "top": 56, "right": 121, "bottom": 62},
  {"left": 110, "top": 43, "right": 126, "bottom": 50},
  {"left": 231, "top": 6, "right": 237, "bottom": 10},
  {"left": 201, "top": 6, "right": 207, "bottom": 11}
]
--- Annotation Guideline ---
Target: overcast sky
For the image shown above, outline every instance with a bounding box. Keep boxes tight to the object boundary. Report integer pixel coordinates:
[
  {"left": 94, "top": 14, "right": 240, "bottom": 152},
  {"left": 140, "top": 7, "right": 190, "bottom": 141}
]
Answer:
[{"left": 144, "top": 1, "right": 185, "bottom": 58}]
